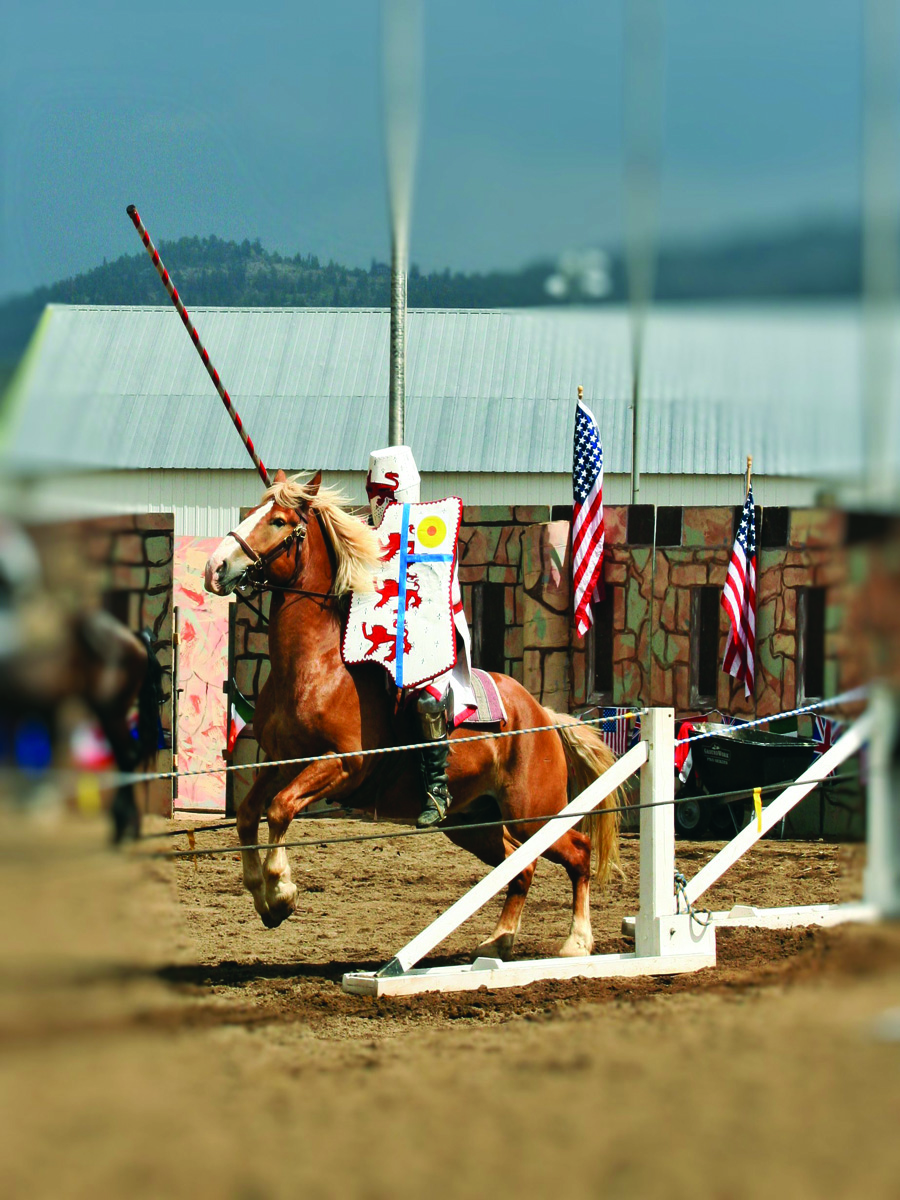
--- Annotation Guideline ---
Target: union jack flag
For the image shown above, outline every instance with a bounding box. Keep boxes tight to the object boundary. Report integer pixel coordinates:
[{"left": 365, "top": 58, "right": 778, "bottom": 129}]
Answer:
[
  {"left": 812, "top": 714, "right": 843, "bottom": 758},
  {"left": 628, "top": 712, "right": 642, "bottom": 750},
  {"left": 722, "top": 484, "right": 757, "bottom": 698},
  {"left": 572, "top": 396, "right": 605, "bottom": 637}
]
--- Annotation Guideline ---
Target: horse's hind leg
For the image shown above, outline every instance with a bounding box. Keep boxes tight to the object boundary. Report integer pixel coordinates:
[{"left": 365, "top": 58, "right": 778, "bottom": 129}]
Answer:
[
  {"left": 444, "top": 819, "right": 534, "bottom": 961},
  {"left": 543, "top": 827, "right": 594, "bottom": 957}
]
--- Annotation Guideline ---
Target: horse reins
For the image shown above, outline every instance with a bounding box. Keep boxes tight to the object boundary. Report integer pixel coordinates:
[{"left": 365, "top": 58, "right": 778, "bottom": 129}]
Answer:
[{"left": 229, "top": 508, "right": 340, "bottom": 617}]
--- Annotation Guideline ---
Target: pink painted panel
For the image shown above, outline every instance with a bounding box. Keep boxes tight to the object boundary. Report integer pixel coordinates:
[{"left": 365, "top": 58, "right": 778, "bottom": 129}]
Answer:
[{"left": 174, "top": 538, "right": 229, "bottom": 811}]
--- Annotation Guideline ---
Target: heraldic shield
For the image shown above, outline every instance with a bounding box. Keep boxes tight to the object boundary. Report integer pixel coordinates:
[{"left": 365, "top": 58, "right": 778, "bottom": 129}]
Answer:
[{"left": 342, "top": 497, "right": 463, "bottom": 689}]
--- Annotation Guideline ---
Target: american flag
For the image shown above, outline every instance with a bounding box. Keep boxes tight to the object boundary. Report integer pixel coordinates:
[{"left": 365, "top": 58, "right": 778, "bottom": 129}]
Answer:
[
  {"left": 598, "top": 707, "right": 631, "bottom": 757},
  {"left": 721, "top": 484, "right": 757, "bottom": 698},
  {"left": 572, "top": 396, "right": 605, "bottom": 637}
]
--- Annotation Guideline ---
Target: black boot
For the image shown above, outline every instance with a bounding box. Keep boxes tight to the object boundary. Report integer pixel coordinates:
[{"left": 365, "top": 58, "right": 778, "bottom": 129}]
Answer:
[
  {"left": 416, "top": 692, "right": 452, "bottom": 828},
  {"left": 417, "top": 739, "right": 451, "bottom": 828}
]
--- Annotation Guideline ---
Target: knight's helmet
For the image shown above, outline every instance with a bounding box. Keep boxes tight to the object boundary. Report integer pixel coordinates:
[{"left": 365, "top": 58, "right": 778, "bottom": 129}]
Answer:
[{"left": 365, "top": 445, "right": 421, "bottom": 527}]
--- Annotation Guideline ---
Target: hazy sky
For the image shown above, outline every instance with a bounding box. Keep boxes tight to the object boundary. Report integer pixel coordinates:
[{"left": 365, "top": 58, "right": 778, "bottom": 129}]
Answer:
[{"left": 1, "top": 1, "right": 867, "bottom": 298}]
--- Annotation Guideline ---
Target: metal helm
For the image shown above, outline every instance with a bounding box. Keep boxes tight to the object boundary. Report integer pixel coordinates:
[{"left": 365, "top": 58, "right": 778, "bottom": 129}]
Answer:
[{"left": 365, "top": 445, "right": 420, "bottom": 525}]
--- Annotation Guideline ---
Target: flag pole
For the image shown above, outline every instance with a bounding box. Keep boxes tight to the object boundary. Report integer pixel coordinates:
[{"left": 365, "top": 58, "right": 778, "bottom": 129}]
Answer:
[
  {"left": 745, "top": 454, "right": 753, "bottom": 495},
  {"left": 578, "top": 385, "right": 584, "bottom": 403}
]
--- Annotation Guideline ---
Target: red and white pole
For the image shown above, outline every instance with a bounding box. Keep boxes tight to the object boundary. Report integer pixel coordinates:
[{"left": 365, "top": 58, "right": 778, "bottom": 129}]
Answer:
[{"left": 125, "top": 204, "right": 271, "bottom": 488}]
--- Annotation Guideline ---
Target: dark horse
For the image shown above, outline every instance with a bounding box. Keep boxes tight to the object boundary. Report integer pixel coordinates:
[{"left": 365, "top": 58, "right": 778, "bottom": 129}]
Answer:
[
  {"left": 205, "top": 472, "right": 623, "bottom": 959},
  {"left": 1, "top": 605, "right": 163, "bottom": 842}
]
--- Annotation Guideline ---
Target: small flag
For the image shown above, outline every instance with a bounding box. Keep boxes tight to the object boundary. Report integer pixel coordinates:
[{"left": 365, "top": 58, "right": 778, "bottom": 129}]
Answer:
[
  {"left": 628, "top": 712, "right": 642, "bottom": 750},
  {"left": 227, "top": 687, "right": 255, "bottom": 754},
  {"left": 812, "top": 714, "right": 844, "bottom": 777},
  {"left": 598, "top": 707, "right": 630, "bottom": 757},
  {"left": 675, "top": 721, "right": 697, "bottom": 783},
  {"left": 722, "top": 483, "right": 757, "bottom": 698},
  {"left": 572, "top": 395, "right": 606, "bottom": 637},
  {"left": 812, "top": 714, "right": 843, "bottom": 757}
]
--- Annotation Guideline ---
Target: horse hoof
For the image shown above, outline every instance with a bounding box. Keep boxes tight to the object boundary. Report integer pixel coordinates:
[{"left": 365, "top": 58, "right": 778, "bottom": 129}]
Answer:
[
  {"left": 558, "top": 934, "right": 594, "bottom": 958},
  {"left": 261, "top": 882, "right": 297, "bottom": 928},
  {"left": 476, "top": 933, "right": 515, "bottom": 961}
]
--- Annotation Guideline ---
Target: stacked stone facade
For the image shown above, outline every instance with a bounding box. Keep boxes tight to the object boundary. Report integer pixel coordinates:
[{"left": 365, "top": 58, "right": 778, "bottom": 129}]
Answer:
[
  {"left": 457, "top": 505, "right": 549, "bottom": 687},
  {"left": 223, "top": 504, "right": 899, "bottom": 823},
  {"left": 228, "top": 503, "right": 900, "bottom": 722}
]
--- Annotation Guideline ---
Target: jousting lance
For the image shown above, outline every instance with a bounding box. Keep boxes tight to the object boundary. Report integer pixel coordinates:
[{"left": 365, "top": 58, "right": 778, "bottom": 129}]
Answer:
[{"left": 125, "top": 204, "right": 271, "bottom": 488}]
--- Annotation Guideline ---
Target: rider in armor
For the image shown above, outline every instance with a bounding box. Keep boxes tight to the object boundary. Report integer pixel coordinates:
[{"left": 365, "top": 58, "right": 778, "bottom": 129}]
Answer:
[{"left": 365, "top": 446, "right": 476, "bottom": 829}]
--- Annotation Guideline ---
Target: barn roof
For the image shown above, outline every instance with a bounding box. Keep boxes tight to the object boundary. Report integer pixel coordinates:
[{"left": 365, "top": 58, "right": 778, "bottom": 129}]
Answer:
[{"left": 0, "top": 303, "right": 887, "bottom": 480}]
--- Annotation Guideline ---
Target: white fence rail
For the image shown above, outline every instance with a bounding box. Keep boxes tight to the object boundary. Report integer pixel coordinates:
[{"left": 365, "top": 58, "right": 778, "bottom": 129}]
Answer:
[{"left": 343, "top": 693, "right": 894, "bottom": 998}]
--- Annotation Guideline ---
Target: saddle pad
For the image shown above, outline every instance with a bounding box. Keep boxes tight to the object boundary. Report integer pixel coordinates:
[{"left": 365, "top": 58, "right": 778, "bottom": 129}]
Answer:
[{"left": 460, "top": 669, "right": 508, "bottom": 727}]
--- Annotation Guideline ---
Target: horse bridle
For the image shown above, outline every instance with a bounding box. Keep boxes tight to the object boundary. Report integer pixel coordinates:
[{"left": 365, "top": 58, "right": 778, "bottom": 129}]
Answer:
[{"left": 227, "top": 508, "right": 337, "bottom": 605}]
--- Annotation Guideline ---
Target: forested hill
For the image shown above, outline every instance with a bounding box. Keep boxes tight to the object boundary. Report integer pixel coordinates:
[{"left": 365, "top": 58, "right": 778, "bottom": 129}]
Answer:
[
  {"left": 0, "top": 220, "right": 862, "bottom": 374},
  {"left": 0, "top": 237, "right": 560, "bottom": 367}
]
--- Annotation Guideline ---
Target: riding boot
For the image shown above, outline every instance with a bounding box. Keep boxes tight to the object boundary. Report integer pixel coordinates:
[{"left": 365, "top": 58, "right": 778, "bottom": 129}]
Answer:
[{"left": 416, "top": 692, "right": 452, "bottom": 829}]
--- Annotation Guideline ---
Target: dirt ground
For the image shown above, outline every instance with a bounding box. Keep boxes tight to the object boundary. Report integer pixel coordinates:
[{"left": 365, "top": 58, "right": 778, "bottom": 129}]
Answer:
[{"left": 1, "top": 809, "right": 899, "bottom": 1200}]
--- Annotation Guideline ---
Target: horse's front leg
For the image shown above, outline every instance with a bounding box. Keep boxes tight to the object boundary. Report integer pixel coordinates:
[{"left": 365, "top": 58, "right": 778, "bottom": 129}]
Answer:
[
  {"left": 236, "top": 770, "right": 284, "bottom": 922},
  {"left": 262, "top": 757, "right": 362, "bottom": 928}
]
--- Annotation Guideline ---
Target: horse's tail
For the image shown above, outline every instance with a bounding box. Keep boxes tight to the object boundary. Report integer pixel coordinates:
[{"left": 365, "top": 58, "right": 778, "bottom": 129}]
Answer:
[
  {"left": 546, "top": 709, "right": 624, "bottom": 887},
  {"left": 135, "top": 630, "right": 164, "bottom": 764}
]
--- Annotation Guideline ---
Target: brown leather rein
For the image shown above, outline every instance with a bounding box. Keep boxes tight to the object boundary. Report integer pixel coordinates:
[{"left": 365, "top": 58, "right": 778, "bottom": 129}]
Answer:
[{"left": 227, "top": 508, "right": 339, "bottom": 606}]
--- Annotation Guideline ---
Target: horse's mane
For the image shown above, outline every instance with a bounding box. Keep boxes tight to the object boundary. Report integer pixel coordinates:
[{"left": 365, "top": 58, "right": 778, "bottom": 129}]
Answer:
[{"left": 263, "top": 475, "right": 381, "bottom": 595}]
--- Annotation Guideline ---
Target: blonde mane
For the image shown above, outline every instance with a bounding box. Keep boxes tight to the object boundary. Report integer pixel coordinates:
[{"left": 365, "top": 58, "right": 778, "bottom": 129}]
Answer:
[{"left": 262, "top": 475, "right": 381, "bottom": 595}]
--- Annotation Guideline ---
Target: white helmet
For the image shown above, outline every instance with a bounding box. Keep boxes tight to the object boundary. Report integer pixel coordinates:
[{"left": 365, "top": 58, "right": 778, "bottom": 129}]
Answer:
[{"left": 365, "top": 445, "right": 420, "bottom": 525}]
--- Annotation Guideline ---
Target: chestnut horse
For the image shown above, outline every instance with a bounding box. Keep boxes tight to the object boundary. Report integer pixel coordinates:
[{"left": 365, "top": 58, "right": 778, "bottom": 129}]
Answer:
[{"left": 205, "top": 472, "right": 622, "bottom": 960}]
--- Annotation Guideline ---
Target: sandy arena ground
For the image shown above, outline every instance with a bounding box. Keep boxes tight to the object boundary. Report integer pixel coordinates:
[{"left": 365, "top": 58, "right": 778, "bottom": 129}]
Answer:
[{"left": 1, "top": 809, "right": 899, "bottom": 1199}]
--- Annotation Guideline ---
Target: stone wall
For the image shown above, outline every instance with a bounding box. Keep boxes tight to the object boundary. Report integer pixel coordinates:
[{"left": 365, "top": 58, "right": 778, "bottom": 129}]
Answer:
[
  {"left": 528, "top": 504, "right": 893, "bottom": 722},
  {"left": 755, "top": 509, "right": 848, "bottom": 717},
  {"left": 651, "top": 507, "right": 733, "bottom": 713},
  {"left": 520, "top": 521, "right": 573, "bottom": 710},
  {"left": 457, "top": 504, "right": 547, "bottom": 685},
  {"left": 220, "top": 504, "right": 899, "bottom": 817}
]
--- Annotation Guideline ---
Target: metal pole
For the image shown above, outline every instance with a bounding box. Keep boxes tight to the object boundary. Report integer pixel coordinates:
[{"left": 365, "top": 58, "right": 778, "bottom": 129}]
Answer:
[
  {"left": 381, "top": 0, "right": 422, "bottom": 447},
  {"left": 389, "top": 239, "right": 407, "bottom": 446},
  {"left": 630, "top": 367, "right": 641, "bottom": 504},
  {"left": 623, "top": 0, "right": 665, "bottom": 506},
  {"left": 862, "top": 0, "right": 900, "bottom": 505},
  {"left": 125, "top": 205, "right": 271, "bottom": 487}
]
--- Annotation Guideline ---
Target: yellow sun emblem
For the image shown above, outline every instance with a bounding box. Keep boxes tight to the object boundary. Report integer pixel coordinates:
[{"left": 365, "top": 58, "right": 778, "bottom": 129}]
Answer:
[{"left": 417, "top": 514, "right": 447, "bottom": 549}]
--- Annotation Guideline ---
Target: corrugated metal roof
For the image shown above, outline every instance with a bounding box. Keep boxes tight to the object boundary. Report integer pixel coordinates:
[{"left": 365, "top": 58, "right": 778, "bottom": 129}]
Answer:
[{"left": 0, "top": 304, "right": 888, "bottom": 478}]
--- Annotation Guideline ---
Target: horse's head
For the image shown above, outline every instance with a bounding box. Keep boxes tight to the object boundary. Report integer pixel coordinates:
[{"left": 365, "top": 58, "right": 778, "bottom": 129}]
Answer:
[{"left": 204, "top": 469, "right": 321, "bottom": 596}]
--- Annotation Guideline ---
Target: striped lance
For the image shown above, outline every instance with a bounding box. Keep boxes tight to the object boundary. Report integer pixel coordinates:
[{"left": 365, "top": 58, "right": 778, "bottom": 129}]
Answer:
[{"left": 125, "top": 204, "right": 271, "bottom": 487}]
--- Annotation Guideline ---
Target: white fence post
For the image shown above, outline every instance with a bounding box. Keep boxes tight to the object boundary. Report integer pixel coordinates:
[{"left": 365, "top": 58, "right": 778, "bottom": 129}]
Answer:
[
  {"left": 635, "top": 707, "right": 676, "bottom": 956},
  {"left": 635, "top": 706, "right": 716, "bottom": 959},
  {"left": 865, "top": 685, "right": 900, "bottom": 918}
]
